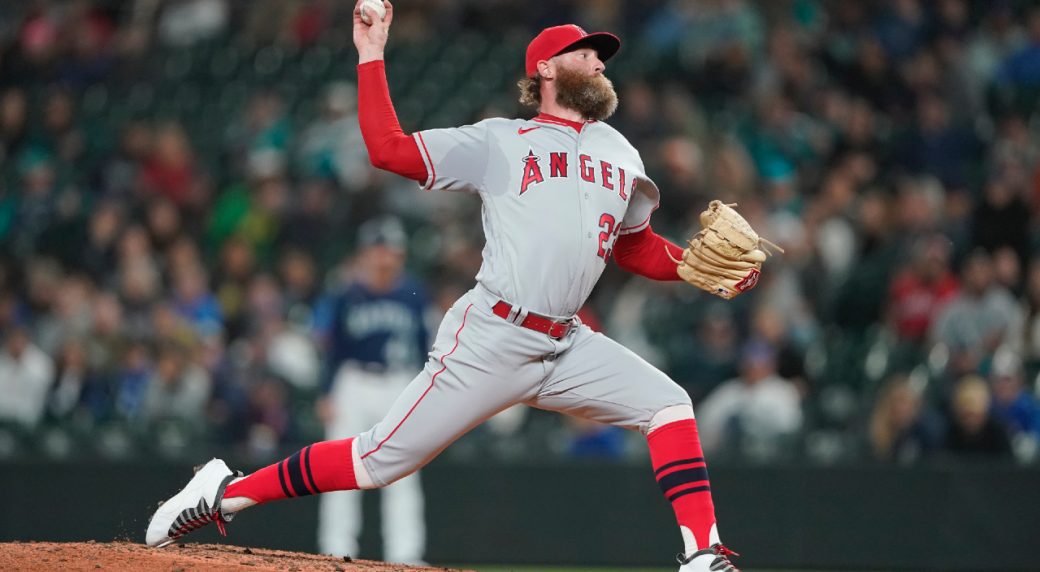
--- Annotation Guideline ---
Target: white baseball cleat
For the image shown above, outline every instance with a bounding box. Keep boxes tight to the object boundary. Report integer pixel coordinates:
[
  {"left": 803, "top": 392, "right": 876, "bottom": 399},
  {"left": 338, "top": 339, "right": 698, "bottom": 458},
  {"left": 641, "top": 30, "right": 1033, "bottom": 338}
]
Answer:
[
  {"left": 678, "top": 543, "right": 741, "bottom": 572},
  {"left": 145, "top": 458, "right": 240, "bottom": 547}
]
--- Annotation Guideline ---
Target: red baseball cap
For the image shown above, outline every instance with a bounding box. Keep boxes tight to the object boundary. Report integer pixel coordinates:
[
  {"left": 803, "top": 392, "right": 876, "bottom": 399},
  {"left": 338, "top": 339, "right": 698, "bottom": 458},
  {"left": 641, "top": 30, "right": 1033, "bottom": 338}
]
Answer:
[{"left": 525, "top": 24, "right": 621, "bottom": 77}]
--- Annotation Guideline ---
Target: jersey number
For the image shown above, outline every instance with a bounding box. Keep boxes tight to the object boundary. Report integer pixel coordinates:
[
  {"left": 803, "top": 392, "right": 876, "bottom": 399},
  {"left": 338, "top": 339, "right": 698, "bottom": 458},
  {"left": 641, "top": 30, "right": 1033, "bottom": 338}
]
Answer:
[{"left": 597, "top": 213, "right": 622, "bottom": 262}]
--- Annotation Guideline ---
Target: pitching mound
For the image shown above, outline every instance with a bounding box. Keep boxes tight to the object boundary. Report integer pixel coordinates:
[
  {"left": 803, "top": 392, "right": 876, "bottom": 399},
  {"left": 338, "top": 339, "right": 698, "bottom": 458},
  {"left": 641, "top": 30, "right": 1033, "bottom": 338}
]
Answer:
[{"left": 0, "top": 541, "right": 472, "bottom": 572}]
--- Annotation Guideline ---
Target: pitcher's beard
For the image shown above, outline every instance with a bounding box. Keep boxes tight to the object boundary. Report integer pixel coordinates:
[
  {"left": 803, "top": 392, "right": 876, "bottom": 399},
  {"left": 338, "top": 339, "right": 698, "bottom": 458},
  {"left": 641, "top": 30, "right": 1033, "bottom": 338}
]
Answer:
[{"left": 554, "top": 65, "right": 618, "bottom": 121}]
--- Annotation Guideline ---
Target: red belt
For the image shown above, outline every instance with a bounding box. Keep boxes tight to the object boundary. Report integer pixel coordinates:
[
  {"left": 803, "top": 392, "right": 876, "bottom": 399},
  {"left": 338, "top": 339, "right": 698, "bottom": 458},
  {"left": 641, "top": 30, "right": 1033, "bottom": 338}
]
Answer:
[{"left": 492, "top": 301, "right": 574, "bottom": 340}]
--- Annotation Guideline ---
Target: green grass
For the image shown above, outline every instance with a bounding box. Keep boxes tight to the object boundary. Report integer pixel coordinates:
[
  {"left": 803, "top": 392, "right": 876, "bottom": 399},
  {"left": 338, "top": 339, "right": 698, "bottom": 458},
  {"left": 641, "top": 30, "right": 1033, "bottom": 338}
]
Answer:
[
  {"left": 470, "top": 568, "right": 835, "bottom": 572},
  {"left": 473, "top": 568, "right": 672, "bottom": 572}
]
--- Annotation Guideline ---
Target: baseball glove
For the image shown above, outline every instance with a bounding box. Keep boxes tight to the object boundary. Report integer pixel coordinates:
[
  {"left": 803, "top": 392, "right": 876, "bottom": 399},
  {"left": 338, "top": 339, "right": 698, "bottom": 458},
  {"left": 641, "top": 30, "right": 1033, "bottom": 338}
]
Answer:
[{"left": 668, "top": 201, "right": 782, "bottom": 299}]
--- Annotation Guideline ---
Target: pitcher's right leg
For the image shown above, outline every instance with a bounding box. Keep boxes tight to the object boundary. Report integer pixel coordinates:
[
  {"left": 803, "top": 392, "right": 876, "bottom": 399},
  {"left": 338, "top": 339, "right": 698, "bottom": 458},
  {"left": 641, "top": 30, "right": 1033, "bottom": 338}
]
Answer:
[
  {"left": 234, "top": 297, "right": 547, "bottom": 496},
  {"left": 352, "top": 300, "right": 552, "bottom": 487},
  {"left": 147, "top": 296, "right": 551, "bottom": 547}
]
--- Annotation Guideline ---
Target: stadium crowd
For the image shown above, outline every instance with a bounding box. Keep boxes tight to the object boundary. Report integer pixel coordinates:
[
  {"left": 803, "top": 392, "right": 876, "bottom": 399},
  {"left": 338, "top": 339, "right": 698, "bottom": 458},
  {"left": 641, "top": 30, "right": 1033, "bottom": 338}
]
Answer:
[{"left": 1, "top": 0, "right": 1039, "bottom": 466}]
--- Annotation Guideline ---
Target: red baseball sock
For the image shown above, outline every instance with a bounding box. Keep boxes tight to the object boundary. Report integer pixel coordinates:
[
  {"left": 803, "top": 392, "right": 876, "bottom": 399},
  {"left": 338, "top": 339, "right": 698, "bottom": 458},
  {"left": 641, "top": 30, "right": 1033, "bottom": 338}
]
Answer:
[
  {"left": 647, "top": 419, "right": 718, "bottom": 551},
  {"left": 223, "top": 438, "right": 358, "bottom": 504}
]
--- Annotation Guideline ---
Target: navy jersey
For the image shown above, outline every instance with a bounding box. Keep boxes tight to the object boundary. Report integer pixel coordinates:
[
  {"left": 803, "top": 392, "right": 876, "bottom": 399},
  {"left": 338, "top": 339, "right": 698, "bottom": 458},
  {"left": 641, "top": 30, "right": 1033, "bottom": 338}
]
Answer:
[{"left": 322, "top": 276, "right": 431, "bottom": 392}]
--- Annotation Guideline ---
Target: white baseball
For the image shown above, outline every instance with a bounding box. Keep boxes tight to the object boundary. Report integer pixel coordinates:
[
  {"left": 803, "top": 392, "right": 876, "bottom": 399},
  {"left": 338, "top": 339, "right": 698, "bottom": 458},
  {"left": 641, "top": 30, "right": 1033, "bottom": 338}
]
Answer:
[{"left": 360, "top": 0, "right": 386, "bottom": 25}]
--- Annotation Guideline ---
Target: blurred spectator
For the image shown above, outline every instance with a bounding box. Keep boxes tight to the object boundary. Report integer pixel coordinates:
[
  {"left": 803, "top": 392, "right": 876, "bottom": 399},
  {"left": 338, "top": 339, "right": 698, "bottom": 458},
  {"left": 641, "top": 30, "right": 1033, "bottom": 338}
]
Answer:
[
  {"left": 13, "top": 3, "right": 61, "bottom": 83},
  {"left": 118, "top": 256, "right": 162, "bottom": 342},
  {"left": 886, "top": 234, "right": 958, "bottom": 344},
  {"left": 297, "top": 81, "right": 369, "bottom": 191},
  {"left": 244, "top": 374, "right": 292, "bottom": 457},
  {"left": 973, "top": 173, "right": 1031, "bottom": 267},
  {"left": 930, "top": 250, "right": 1022, "bottom": 378},
  {"left": 171, "top": 264, "right": 222, "bottom": 338},
  {"left": 146, "top": 198, "right": 185, "bottom": 255},
  {"left": 0, "top": 88, "right": 28, "bottom": 166},
  {"left": 613, "top": 80, "right": 670, "bottom": 157},
  {"left": 652, "top": 135, "right": 707, "bottom": 232},
  {"left": 48, "top": 336, "right": 108, "bottom": 423},
  {"left": 226, "top": 90, "right": 292, "bottom": 179},
  {"left": 142, "top": 342, "right": 211, "bottom": 423},
  {"left": 872, "top": 0, "right": 927, "bottom": 61},
  {"left": 56, "top": 0, "right": 115, "bottom": 88},
  {"left": 564, "top": 417, "right": 626, "bottom": 460},
  {"left": 206, "top": 165, "right": 287, "bottom": 264},
  {"left": 35, "top": 272, "right": 95, "bottom": 356},
  {"left": 289, "top": 0, "right": 335, "bottom": 47},
  {"left": 38, "top": 87, "right": 85, "bottom": 167},
  {"left": 994, "top": 7, "right": 1040, "bottom": 90},
  {"left": 671, "top": 301, "right": 739, "bottom": 403},
  {"left": 278, "top": 247, "right": 321, "bottom": 328},
  {"left": 642, "top": 0, "right": 764, "bottom": 99},
  {"left": 868, "top": 374, "right": 938, "bottom": 463},
  {"left": 114, "top": 340, "right": 153, "bottom": 421},
  {"left": 991, "top": 246, "right": 1023, "bottom": 296},
  {"left": 9, "top": 149, "right": 58, "bottom": 259},
  {"left": 965, "top": 2, "right": 1026, "bottom": 98},
  {"left": 87, "top": 292, "right": 128, "bottom": 377},
  {"left": 264, "top": 317, "right": 320, "bottom": 392},
  {"left": 165, "top": 234, "right": 202, "bottom": 281},
  {"left": 279, "top": 179, "right": 338, "bottom": 259},
  {"left": 829, "top": 191, "right": 900, "bottom": 333},
  {"left": 243, "top": 272, "right": 285, "bottom": 336},
  {"left": 828, "top": 96, "right": 883, "bottom": 166},
  {"left": 214, "top": 236, "right": 258, "bottom": 339},
  {"left": 739, "top": 90, "right": 824, "bottom": 199},
  {"left": 838, "top": 34, "right": 913, "bottom": 116},
  {"left": 749, "top": 305, "right": 806, "bottom": 390},
  {"left": 988, "top": 348, "right": 1040, "bottom": 441},
  {"left": 157, "top": 0, "right": 229, "bottom": 47},
  {"left": 894, "top": 91, "right": 980, "bottom": 191},
  {"left": 139, "top": 122, "right": 207, "bottom": 211},
  {"left": 97, "top": 121, "right": 151, "bottom": 200},
  {"left": 35, "top": 186, "right": 89, "bottom": 269},
  {"left": 80, "top": 201, "right": 124, "bottom": 286},
  {"left": 1019, "top": 259, "right": 1040, "bottom": 366},
  {"left": 706, "top": 138, "right": 757, "bottom": 200},
  {"left": 696, "top": 339, "right": 803, "bottom": 458},
  {"left": 0, "top": 325, "right": 56, "bottom": 428},
  {"left": 941, "top": 375, "right": 1012, "bottom": 458}
]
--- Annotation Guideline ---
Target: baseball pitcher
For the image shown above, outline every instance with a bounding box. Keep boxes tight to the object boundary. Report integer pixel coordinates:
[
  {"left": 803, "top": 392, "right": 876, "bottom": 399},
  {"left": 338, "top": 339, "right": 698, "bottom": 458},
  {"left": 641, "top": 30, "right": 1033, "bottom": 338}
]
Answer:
[{"left": 147, "top": 2, "right": 775, "bottom": 570}]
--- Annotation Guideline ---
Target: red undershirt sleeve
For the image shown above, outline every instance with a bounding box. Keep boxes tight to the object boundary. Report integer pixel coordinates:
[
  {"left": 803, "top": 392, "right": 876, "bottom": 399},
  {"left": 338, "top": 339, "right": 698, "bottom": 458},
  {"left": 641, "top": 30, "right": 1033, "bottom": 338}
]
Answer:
[
  {"left": 613, "top": 226, "right": 684, "bottom": 281},
  {"left": 356, "top": 60, "right": 427, "bottom": 182}
]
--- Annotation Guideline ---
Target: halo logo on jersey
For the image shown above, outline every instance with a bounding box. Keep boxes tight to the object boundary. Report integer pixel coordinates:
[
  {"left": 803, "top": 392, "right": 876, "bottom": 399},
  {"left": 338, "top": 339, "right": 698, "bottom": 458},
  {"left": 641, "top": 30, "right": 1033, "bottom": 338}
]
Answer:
[{"left": 519, "top": 150, "right": 545, "bottom": 195}]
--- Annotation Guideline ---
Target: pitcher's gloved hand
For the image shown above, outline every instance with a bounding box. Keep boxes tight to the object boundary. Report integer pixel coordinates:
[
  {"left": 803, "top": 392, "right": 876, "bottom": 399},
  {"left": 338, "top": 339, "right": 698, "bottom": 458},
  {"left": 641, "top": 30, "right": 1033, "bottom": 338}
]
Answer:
[{"left": 668, "top": 201, "right": 782, "bottom": 300}]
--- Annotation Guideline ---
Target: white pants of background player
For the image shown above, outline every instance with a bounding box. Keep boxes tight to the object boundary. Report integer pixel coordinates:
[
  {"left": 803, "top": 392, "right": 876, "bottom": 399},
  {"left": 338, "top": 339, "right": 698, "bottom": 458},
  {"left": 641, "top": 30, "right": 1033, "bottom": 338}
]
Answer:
[{"left": 318, "top": 364, "right": 425, "bottom": 563}]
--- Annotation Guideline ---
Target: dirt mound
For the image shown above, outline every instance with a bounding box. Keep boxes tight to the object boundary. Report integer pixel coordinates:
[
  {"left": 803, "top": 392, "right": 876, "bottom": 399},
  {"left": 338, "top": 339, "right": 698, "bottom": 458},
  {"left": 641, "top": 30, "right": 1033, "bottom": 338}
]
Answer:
[{"left": 0, "top": 542, "right": 472, "bottom": 572}]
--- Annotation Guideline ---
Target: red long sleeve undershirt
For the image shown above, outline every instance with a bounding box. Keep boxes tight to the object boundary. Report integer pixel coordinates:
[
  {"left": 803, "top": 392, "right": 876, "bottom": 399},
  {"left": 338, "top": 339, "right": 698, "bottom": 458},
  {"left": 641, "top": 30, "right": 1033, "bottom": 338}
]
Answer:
[
  {"left": 357, "top": 60, "right": 427, "bottom": 181},
  {"left": 613, "top": 226, "right": 684, "bottom": 281},
  {"left": 357, "top": 60, "right": 679, "bottom": 281}
]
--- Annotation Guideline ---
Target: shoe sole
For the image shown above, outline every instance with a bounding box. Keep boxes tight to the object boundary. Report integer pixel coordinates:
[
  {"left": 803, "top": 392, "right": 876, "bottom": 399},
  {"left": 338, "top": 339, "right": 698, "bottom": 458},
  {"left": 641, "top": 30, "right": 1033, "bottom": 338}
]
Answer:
[{"left": 146, "top": 459, "right": 231, "bottom": 547}]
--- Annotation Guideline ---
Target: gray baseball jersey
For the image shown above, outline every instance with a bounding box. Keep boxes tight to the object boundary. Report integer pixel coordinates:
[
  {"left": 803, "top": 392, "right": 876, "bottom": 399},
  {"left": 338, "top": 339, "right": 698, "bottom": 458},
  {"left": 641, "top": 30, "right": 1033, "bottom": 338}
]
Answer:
[
  {"left": 354, "top": 115, "right": 690, "bottom": 487},
  {"left": 413, "top": 115, "right": 660, "bottom": 318}
]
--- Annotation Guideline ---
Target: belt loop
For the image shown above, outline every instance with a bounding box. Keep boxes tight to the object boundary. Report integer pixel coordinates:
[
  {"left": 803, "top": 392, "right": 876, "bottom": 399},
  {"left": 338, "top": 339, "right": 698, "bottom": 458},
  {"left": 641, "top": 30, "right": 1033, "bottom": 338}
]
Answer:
[{"left": 511, "top": 305, "right": 530, "bottom": 326}]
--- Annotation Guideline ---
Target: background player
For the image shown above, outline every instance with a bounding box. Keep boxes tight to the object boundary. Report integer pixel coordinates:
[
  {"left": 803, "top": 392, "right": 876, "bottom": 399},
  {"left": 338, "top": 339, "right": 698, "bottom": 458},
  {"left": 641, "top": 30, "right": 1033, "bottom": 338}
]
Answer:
[
  {"left": 147, "top": 2, "right": 744, "bottom": 570},
  {"left": 316, "top": 215, "right": 429, "bottom": 564}
]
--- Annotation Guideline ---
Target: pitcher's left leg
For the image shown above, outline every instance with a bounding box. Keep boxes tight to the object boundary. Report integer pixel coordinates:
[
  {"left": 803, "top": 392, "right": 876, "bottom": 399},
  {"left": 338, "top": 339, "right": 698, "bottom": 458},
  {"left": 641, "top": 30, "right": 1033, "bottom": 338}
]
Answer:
[{"left": 529, "top": 325, "right": 737, "bottom": 570}]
